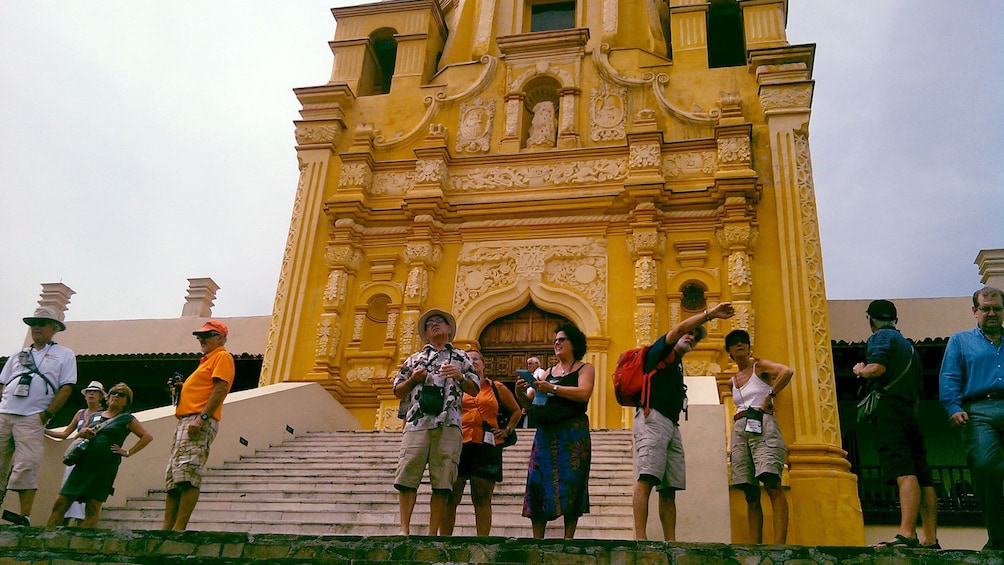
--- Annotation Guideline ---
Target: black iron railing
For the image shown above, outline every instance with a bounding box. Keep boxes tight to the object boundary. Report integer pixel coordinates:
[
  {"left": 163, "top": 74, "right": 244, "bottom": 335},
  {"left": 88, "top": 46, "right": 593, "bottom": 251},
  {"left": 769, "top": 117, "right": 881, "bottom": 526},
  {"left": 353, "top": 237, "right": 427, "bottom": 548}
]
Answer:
[{"left": 856, "top": 465, "right": 982, "bottom": 526}]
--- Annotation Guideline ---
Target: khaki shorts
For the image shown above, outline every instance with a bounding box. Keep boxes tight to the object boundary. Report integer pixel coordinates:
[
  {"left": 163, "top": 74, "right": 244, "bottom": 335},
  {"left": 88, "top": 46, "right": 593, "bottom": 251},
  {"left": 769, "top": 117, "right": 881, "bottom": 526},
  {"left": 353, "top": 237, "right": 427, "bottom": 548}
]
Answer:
[
  {"left": 394, "top": 425, "right": 462, "bottom": 492},
  {"left": 165, "top": 415, "right": 218, "bottom": 490},
  {"left": 633, "top": 408, "right": 686, "bottom": 491},
  {"left": 730, "top": 413, "right": 786, "bottom": 486},
  {"left": 0, "top": 413, "right": 45, "bottom": 491}
]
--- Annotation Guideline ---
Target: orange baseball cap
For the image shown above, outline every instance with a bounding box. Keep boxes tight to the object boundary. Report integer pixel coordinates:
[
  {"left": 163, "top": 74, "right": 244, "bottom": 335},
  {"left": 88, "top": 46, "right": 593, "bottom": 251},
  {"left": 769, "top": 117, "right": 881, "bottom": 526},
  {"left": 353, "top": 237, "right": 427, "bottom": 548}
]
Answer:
[{"left": 193, "top": 320, "right": 229, "bottom": 336}]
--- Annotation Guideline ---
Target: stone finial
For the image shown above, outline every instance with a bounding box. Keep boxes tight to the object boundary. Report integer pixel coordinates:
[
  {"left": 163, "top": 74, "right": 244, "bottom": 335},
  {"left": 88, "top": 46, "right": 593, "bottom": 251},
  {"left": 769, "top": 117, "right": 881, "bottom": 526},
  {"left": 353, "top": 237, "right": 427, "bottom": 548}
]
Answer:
[
  {"left": 37, "top": 283, "right": 75, "bottom": 321},
  {"left": 976, "top": 248, "right": 1004, "bottom": 289},
  {"left": 181, "top": 277, "right": 220, "bottom": 317}
]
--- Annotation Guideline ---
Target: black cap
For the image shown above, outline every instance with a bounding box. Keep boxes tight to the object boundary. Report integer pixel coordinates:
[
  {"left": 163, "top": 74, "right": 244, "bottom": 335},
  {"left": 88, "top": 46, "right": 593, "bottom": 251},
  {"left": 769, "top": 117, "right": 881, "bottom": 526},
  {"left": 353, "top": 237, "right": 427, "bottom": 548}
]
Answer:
[
  {"left": 866, "top": 299, "right": 897, "bottom": 321},
  {"left": 725, "top": 329, "right": 751, "bottom": 348}
]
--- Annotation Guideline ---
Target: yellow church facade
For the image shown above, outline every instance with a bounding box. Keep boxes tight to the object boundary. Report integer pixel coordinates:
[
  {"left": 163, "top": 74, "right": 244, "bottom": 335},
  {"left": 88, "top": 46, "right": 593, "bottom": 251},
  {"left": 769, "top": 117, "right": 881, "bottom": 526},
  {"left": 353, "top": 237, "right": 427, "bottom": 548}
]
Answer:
[{"left": 259, "top": 0, "right": 863, "bottom": 545}]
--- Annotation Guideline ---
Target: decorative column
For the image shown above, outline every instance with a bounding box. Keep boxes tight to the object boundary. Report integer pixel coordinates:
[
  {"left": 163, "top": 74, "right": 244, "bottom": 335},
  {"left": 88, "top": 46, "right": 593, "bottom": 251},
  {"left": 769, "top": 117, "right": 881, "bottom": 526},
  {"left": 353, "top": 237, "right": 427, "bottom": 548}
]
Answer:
[
  {"left": 626, "top": 203, "right": 663, "bottom": 428},
  {"left": 310, "top": 232, "right": 362, "bottom": 381},
  {"left": 261, "top": 85, "right": 353, "bottom": 386},
  {"left": 753, "top": 46, "right": 864, "bottom": 545}
]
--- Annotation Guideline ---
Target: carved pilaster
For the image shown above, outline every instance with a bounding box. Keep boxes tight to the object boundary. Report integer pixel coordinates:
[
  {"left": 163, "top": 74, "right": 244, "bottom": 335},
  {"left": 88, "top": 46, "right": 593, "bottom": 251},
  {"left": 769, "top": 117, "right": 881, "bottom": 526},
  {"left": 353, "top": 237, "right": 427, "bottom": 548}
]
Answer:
[{"left": 755, "top": 45, "right": 863, "bottom": 545}]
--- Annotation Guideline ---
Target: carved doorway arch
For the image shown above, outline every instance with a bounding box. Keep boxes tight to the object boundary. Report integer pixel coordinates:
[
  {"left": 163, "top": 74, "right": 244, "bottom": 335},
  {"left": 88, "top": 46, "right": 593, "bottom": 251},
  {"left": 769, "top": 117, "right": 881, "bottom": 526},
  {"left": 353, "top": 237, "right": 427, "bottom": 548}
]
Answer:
[{"left": 477, "top": 300, "right": 570, "bottom": 386}]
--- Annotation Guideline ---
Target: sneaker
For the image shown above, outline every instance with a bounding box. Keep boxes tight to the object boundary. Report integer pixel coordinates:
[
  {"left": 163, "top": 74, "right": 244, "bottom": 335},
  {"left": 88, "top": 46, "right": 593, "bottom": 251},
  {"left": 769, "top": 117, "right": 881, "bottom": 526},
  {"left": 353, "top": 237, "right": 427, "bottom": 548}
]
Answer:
[
  {"left": 873, "top": 534, "right": 920, "bottom": 548},
  {"left": 1, "top": 510, "right": 29, "bottom": 526}
]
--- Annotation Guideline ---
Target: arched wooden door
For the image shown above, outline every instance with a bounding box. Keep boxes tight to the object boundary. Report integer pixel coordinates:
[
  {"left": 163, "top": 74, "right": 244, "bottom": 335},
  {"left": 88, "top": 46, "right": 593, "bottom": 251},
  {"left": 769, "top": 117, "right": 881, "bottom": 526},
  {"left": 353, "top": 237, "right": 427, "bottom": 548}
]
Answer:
[{"left": 477, "top": 301, "right": 570, "bottom": 385}]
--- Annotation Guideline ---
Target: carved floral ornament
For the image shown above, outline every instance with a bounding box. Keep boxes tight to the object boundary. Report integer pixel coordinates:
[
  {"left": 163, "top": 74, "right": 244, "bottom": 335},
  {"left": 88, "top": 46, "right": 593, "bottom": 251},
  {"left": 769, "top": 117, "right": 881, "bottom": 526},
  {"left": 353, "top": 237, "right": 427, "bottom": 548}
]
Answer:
[
  {"left": 447, "top": 158, "right": 627, "bottom": 192},
  {"left": 718, "top": 225, "right": 755, "bottom": 250},
  {"left": 295, "top": 122, "right": 342, "bottom": 146},
  {"left": 338, "top": 163, "right": 372, "bottom": 189},
  {"left": 628, "top": 230, "right": 663, "bottom": 256},
  {"left": 759, "top": 84, "right": 813, "bottom": 112},
  {"left": 325, "top": 245, "right": 362, "bottom": 271},
  {"left": 452, "top": 238, "right": 608, "bottom": 321},
  {"left": 415, "top": 159, "right": 447, "bottom": 184},
  {"left": 728, "top": 251, "right": 752, "bottom": 289},
  {"left": 629, "top": 143, "right": 661, "bottom": 169},
  {"left": 717, "top": 137, "right": 751, "bottom": 165},
  {"left": 404, "top": 242, "right": 443, "bottom": 267}
]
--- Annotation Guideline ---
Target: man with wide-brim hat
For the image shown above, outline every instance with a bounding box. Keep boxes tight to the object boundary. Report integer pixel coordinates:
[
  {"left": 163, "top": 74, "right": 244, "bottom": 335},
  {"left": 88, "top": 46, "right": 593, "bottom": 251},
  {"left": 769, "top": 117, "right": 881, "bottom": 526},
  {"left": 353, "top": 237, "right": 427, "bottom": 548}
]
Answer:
[
  {"left": 0, "top": 306, "right": 77, "bottom": 525},
  {"left": 392, "top": 308, "right": 479, "bottom": 535},
  {"left": 162, "top": 319, "right": 235, "bottom": 530}
]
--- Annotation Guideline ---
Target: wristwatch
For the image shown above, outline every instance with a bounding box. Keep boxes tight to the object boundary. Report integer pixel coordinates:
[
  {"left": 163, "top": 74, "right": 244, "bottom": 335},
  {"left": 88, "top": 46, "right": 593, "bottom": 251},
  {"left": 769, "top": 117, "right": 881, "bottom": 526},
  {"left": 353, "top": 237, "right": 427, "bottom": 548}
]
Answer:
[{"left": 199, "top": 413, "right": 209, "bottom": 421}]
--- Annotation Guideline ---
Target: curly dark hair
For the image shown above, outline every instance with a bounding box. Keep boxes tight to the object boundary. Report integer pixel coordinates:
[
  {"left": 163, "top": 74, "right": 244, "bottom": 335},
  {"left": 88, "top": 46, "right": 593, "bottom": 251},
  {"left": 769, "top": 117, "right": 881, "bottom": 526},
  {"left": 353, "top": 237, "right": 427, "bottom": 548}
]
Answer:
[{"left": 555, "top": 323, "right": 587, "bottom": 361}]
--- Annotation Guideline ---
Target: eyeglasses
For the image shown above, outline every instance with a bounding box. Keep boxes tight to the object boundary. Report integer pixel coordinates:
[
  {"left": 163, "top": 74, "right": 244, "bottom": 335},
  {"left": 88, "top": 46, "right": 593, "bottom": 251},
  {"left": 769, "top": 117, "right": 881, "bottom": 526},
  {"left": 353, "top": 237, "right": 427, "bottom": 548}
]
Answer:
[
  {"left": 977, "top": 306, "right": 1003, "bottom": 313},
  {"left": 108, "top": 391, "right": 128, "bottom": 398},
  {"left": 425, "top": 317, "right": 447, "bottom": 328},
  {"left": 553, "top": 337, "right": 568, "bottom": 345}
]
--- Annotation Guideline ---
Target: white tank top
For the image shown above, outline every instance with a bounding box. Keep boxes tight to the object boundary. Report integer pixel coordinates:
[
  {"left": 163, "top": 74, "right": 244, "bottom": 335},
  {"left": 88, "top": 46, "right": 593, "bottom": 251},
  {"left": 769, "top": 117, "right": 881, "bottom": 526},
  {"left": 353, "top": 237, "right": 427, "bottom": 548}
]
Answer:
[{"left": 732, "top": 362, "right": 773, "bottom": 413}]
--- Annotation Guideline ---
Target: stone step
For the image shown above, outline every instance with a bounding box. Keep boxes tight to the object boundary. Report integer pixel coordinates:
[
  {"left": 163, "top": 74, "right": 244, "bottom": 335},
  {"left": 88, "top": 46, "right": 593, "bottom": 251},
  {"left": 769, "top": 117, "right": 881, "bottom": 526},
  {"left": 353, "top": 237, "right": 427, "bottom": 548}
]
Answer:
[{"left": 99, "top": 429, "right": 639, "bottom": 538}]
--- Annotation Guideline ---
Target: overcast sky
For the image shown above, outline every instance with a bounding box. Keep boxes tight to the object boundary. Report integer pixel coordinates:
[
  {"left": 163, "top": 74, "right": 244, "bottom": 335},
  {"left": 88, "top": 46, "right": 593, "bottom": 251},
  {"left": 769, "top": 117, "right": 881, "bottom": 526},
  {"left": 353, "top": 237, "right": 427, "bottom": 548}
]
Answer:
[{"left": 1, "top": 1, "right": 1001, "bottom": 350}]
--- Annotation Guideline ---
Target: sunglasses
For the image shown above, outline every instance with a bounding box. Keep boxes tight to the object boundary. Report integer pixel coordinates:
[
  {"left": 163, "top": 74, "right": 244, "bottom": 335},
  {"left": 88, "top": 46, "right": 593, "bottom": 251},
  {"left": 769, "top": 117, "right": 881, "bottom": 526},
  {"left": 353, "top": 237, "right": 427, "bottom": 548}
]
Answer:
[
  {"left": 108, "top": 391, "right": 128, "bottom": 398},
  {"left": 553, "top": 337, "right": 568, "bottom": 345},
  {"left": 196, "top": 332, "right": 220, "bottom": 339},
  {"left": 425, "top": 317, "right": 447, "bottom": 328}
]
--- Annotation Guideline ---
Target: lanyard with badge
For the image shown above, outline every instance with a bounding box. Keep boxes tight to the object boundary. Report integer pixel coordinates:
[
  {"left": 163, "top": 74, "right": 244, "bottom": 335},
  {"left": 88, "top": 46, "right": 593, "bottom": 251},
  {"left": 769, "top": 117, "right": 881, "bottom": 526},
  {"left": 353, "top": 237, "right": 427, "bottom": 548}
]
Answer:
[
  {"left": 734, "top": 374, "right": 764, "bottom": 434},
  {"left": 9, "top": 345, "right": 55, "bottom": 397}
]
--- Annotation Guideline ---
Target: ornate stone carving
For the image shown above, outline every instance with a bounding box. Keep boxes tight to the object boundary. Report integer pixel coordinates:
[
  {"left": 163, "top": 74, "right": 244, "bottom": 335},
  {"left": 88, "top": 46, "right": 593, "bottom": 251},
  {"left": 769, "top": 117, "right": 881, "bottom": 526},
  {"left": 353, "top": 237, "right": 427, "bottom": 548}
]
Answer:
[
  {"left": 447, "top": 158, "right": 627, "bottom": 192},
  {"left": 405, "top": 242, "right": 442, "bottom": 267},
  {"left": 718, "top": 137, "right": 751, "bottom": 165},
  {"left": 662, "top": 151, "right": 717, "bottom": 178},
  {"left": 346, "top": 366, "right": 386, "bottom": 384},
  {"left": 400, "top": 315, "right": 417, "bottom": 358},
  {"left": 295, "top": 123, "right": 341, "bottom": 145},
  {"left": 628, "top": 230, "right": 662, "bottom": 256},
  {"left": 316, "top": 314, "right": 341, "bottom": 359},
  {"left": 734, "top": 303, "right": 752, "bottom": 337},
  {"left": 385, "top": 311, "right": 399, "bottom": 342},
  {"left": 526, "top": 101, "right": 557, "bottom": 149},
  {"left": 684, "top": 359, "right": 709, "bottom": 376},
  {"left": 794, "top": 129, "right": 839, "bottom": 444},
  {"left": 453, "top": 238, "right": 607, "bottom": 321},
  {"left": 338, "top": 163, "right": 372, "bottom": 190},
  {"left": 728, "top": 251, "right": 752, "bottom": 288},
  {"left": 371, "top": 171, "right": 415, "bottom": 196},
  {"left": 323, "top": 270, "right": 347, "bottom": 305},
  {"left": 759, "top": 84, "right": 813, "bottom": 111},
  {"left": 634, "top": 256, "right": 656, "bottom": 290},
  {"left": 415, "top": 159, "right": 447, "bottom": 184},
  {"left": 720, "top": 225, "right": 754, "bottom": 249},
  {"left": 635, "top": 305, "right": 655, "bottom": 347},
  {"left": 405, "top": 266, "right": 428, "bottom": 300},
  {"left": 504, "top": 97, "right": 521, "bottom": 138},
  {"left": 629, "top": 142, "right": 661, "bottom": 169},
  {"left": 589, "top": 84, "right": 626, "bottom": 141},
  {"left": 456, "top": 97, "right": 494, "bottom": 153},
  {"left": 352, "top": 312, "right": 365, "bottom": 342}
]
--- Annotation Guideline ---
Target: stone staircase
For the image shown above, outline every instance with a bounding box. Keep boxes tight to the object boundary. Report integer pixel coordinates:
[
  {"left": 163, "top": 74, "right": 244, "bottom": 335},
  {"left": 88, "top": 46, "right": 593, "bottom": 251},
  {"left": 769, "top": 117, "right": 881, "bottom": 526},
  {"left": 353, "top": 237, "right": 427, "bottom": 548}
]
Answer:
[{"left": 99, "top": 429, "right": 637, "bottom": 538}]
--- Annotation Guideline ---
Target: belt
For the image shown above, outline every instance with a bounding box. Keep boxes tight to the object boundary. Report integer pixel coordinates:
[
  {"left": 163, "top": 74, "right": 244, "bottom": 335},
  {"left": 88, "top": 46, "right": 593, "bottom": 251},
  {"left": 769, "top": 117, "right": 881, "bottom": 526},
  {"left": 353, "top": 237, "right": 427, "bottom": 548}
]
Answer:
[
  {"left": 733, "top": 409, "right": 754, "bottom": 422},
  {"left": 962, "top": 391, "right": 1004, "bottom": 404}
]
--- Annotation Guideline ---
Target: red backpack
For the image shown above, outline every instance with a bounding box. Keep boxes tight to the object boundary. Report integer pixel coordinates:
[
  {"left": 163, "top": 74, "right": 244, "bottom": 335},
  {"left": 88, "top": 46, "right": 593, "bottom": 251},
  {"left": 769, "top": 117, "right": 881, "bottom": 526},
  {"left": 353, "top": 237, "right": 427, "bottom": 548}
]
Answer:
[{"left": 613, "top": 346, "right": 676, "bottom": 416}]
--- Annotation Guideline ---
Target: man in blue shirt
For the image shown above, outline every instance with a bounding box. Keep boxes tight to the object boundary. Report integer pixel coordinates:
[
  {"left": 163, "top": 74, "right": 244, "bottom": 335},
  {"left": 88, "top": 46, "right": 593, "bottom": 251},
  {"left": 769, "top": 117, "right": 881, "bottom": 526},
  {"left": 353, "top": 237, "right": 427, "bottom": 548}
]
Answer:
[{"left": 940, "top": 286, "right": 1004, "bottom": 551}]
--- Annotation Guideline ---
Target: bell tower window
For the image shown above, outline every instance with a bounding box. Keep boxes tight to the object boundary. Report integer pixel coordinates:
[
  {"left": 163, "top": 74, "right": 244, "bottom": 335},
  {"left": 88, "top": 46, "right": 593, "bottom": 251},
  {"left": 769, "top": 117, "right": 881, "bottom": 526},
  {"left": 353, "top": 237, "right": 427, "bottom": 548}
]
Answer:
[{"left": 530, "top": 1, "right": 576, "bottom": 32}]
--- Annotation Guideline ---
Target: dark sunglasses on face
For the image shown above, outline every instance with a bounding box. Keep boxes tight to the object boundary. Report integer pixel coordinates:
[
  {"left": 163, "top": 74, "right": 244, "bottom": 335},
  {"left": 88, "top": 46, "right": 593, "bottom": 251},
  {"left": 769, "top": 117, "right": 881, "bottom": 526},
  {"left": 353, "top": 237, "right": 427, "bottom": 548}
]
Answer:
[
  {"left": 425, "top": 317, "right": 447, "bottom": 328},
  {"left": 196, "top": 333, "right": 220, "bottom": 340},
  {"left": 108, "top": 391, "right": 128, "bottom": 398}
]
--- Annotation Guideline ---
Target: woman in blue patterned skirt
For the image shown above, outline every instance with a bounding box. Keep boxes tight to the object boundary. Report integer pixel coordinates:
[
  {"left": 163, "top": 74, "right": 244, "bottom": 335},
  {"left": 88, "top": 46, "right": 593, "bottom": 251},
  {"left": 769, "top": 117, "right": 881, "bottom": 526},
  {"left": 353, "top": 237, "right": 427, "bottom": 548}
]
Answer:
[{"left": 515, "top": 323, "right": 594, "bottom": 539}]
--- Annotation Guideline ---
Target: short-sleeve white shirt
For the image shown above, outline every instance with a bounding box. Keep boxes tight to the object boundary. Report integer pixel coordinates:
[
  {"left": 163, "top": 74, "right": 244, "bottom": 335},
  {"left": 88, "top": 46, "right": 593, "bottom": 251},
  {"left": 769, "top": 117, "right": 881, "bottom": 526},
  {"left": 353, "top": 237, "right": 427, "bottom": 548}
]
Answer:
[{"left": 0, "top": 342, "right": 77, "bottom": 415}]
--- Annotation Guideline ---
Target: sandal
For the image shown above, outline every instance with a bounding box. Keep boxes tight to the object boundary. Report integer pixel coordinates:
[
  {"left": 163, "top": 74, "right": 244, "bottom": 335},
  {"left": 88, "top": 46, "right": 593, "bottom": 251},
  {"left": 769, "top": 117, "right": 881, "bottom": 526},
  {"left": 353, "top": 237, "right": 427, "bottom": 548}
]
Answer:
[
  {"left": 873, "top": 534, "right": 920, "bottom": 548},
  {"left": 923, "top": 540, "right": 941, "bottom": 549}
]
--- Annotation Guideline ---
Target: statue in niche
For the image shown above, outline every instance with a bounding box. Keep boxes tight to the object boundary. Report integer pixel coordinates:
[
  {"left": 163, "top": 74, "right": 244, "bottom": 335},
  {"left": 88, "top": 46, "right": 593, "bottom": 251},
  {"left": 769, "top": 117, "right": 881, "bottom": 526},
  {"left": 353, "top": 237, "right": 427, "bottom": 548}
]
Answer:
[{"left": 525, "top": 101, "right": 556, "bottom": 149}]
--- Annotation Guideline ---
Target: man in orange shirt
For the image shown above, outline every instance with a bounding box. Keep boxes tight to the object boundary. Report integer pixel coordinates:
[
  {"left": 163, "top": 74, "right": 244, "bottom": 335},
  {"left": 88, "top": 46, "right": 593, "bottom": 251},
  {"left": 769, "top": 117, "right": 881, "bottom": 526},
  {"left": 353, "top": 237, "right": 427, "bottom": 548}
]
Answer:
[{"left": 162, "top": 320, "right": 235, "bottom": 530}]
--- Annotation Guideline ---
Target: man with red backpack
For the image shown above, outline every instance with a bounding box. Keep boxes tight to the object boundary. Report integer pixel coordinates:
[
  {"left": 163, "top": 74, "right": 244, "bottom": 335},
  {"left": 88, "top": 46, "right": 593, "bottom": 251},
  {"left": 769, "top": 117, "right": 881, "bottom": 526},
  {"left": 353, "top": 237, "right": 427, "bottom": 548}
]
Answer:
[{"left": 632, "top": 302, "right": 734, "bottom": 540}]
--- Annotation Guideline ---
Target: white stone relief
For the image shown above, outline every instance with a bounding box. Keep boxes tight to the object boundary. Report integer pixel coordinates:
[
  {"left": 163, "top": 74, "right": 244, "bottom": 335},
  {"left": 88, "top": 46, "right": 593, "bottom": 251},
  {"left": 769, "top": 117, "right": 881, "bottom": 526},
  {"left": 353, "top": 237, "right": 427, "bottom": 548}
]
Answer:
[
  {"left": 718, "top": 137, "right": 751, "bottom": 165},
  {"left": 346, "top": 366, "right": 385, "bottom": 383},
  {"left": 635, "top": 306, "right": 654, "bottom": 347},
  {"left": 635, "top": 256, "right": 655, "bottom": 290},
  {"left": 405, "top": 267, "right": 424, "bottom": 299},
  {"left": 352, "top": 312, "right": 365, "bottom": 341},
  {"left": 338, "top": 163, "right": 372, "bottom": 189},
  {"left": 447, "top": 158, "right": 627, "bottom": 192},
  {"left": 400, "top": 315, "right": 417, "bottom": 358},
  {"left": 371, "top": 171, "right": 416, "bottom": 196},
  {"left": 415, "top": 159, "right": 446, "bottom": 184},
  {"left": 629, "top": 143, "right": 661, "bottom": 169},
  {"left": 385, "top": 311, "right": 398, "bottom": 342},
  {"left": 316, "top": 318, "right": 330, "bottom": 358},
  {"left": 323, "top": 270, "right": 347, "bottom": 305},
  {"left": 456, "top": 97, "right": 495, "bottom": 153},
  {"left": 728, "top": 252, "right": 752, "bottom": 289},
  {"left": 453, "top": 238, "right": 608, "bottom": 321},
  {"left": 526, "top": 101, "right": 557, "bottom": 149},
  {"left": 589, "top": 85, "right": 626, "bottom": 141},
  {"left": 295, "top": 123, "right": 341, "bottom": 146},
  {"left": 759, "top": 84, "right": 813, "bottom": 111},
  {"left": 662, "top": 151, "right": 717, "bottom": 178}
]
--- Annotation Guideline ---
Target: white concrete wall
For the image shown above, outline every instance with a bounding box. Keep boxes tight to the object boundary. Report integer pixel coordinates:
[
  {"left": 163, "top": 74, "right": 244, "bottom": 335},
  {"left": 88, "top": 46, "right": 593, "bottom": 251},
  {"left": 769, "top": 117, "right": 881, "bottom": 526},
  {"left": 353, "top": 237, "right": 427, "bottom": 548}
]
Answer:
[{"left": 4, "top": 382, "right": 359, "bottom": 526}]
